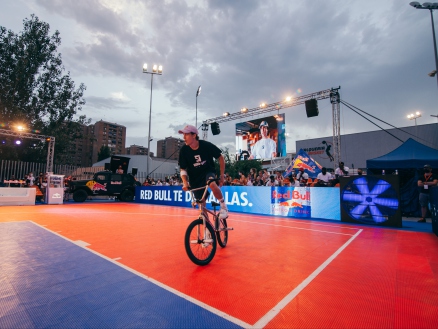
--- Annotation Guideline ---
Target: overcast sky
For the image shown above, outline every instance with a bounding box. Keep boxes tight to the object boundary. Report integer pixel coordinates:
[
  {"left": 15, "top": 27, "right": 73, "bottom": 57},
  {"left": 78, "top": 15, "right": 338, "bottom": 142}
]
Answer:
[{"left": 1, "top": 0, "right": 437, "bottom": 156}]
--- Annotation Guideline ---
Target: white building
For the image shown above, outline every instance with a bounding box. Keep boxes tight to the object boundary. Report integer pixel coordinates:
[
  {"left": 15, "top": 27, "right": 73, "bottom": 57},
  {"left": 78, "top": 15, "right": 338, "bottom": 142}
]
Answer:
[{"left": 296, "top": 123, "right": 438, "bottom": 170}]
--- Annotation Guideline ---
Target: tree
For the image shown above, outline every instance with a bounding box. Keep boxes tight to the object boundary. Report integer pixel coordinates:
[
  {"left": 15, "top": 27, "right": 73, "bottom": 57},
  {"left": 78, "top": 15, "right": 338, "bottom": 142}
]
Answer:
[
  {"left": 0, "top": 15, "right": 88, "bottom": 163},
  {"left": 98, "top": 145, "right": 111, "bottom": 161},
  {"left": 214, "top": 147, "right": 262, "bottom": 179}
]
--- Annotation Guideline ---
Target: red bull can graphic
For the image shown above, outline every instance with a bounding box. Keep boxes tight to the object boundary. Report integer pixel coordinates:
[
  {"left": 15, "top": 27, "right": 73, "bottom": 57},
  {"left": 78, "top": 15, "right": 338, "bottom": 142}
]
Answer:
[
  {"left": 86, "top": 180, "right": 107, "bottom": 192},
  {"left": 270, "top": 187, "right": 311, "bottom": 218}
]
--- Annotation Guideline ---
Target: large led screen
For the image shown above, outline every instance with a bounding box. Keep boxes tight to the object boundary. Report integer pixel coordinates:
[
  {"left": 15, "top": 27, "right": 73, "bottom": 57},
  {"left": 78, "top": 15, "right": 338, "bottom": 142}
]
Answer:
[{"left": 235, "top": 114, "right": 286, "bottom": 160}]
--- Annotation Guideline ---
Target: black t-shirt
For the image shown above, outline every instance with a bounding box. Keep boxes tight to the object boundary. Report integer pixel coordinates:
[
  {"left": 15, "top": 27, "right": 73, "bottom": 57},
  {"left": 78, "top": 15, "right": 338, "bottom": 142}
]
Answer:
[
  {"left": 418, "top": 172, "right": 438, "bottom": 194},
  {"left": 178, "top": 140, "right": 222, "bottom": 188}
]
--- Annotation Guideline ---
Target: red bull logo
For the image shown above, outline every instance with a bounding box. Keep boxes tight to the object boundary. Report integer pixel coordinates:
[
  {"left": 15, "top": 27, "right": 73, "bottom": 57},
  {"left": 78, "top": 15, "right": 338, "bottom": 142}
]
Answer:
[
  {"left": 272, "top": 190, "right": 310, "bottom": 200},
  {"left": 296, "top": 162, "right": 315, "bottom": 172},
  {"left": 86, "top": 180, "right": 107, "bottom": 191},
  {"left": 297, "top": 155, "right": 309, "bottom": 162},
  {"left": 271, "top": 186, "right": 311, "bottom": 218}
]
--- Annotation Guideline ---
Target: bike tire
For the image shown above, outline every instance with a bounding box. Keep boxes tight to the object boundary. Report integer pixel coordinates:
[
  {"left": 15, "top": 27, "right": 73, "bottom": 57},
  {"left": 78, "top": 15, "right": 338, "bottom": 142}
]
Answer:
[
  {"left": 216, "top": 216, "right": 228, "bottom": 248},
  {"left": 184, "top": 218, "right": 216, "bottom": 266}
]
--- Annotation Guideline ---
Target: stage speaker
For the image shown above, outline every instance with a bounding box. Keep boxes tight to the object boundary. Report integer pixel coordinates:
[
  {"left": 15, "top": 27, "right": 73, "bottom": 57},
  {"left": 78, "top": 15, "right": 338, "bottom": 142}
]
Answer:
[
  {"left": 305, "top": 99, "right": 319, "bottom": 118},
  {"left": 211, "top": 122, "right": 221, "bottom": 135},
  {"left": 132, "top": 167, "right": 138, "bottom": 176},
  {"left": 104, "top": 163, "right": 111, "bottom": 171}
]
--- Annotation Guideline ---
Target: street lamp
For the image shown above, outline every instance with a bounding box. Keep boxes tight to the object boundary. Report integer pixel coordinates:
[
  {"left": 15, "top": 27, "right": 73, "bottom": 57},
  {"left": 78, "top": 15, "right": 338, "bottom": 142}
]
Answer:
[
  {"left": 196, "top": 85, "right": 201, "bottom": 128},
  {"left": 407, "top": 111, "right": 422, "bottom": 125},
  {"left": 142, "top": 63, "right": 163, "bottom": 177},
  {"left": 410, "top": 2, "right": 438, "bottom": 91}
]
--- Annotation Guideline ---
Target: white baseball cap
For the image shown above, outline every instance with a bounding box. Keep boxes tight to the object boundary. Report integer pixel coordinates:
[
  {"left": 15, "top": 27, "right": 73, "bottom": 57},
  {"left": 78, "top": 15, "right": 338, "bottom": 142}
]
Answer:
[{"left": 259, "top": 121, "right": 269, "bottom": 128}]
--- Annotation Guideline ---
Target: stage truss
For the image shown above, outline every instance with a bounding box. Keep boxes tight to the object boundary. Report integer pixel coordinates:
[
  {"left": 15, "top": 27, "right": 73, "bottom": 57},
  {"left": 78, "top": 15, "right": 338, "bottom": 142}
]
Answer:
[
  {"left": 202, "top": 86, "right": 342, "bottom": 166},
  {"left": 0, "top": 129, "right": 55, "bottom": 173}
]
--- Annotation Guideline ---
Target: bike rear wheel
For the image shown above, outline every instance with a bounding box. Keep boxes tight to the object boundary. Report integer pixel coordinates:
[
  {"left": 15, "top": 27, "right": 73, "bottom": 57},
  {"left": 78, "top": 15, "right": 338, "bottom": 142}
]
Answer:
[
  {"left": 184, "top": 218, "right": 217, "bottom": 266},
  {"left": 216, "top": 216, "right": 228, "bottom": 248}
]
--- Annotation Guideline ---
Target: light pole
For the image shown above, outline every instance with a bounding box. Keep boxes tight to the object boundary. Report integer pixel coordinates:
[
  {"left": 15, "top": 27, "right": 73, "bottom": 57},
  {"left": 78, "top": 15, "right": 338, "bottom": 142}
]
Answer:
[
  {"left": 407, "top": 111, "right": 422, "bottom": 125},
  {"left": 196, "top": 85, "right": 201, "bottom": 128},
  {"left": 410, "top": 2, "right": 438, "bottom": 91},
  {"left": 142, "top": 63, "right": 163, "bottom": 178}
]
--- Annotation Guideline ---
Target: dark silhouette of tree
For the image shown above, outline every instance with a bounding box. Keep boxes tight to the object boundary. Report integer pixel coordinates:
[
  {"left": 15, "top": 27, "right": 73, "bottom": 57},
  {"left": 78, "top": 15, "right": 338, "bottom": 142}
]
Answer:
[
  {"left": 0, "top": 15, "right": 89, "bottom": 163},
  {"left": 98, "top": 145, "right": 111, "bottom": 161}
]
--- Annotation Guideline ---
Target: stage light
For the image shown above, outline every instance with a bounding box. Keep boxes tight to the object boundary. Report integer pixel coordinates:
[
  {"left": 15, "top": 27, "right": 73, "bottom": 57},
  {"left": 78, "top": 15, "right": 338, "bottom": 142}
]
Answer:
[
  {"left": 241, "top": 107, "right": 248, "bottom": 113},
  {"left": 15, "top": 139, "right": 22, "bottom": 145},
  {"left": 223, "top": 112, "right": 230, "bottom": 117},
  {"left": 260, "top": 103, "right": 266, "bottom": 108},
  {"left": 285, "top": 96, "right": 292, "bottom": 102}
]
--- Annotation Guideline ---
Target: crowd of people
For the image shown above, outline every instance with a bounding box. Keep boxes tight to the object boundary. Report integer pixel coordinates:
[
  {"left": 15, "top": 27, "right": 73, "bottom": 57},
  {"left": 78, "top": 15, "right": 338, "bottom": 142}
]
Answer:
[
  {"left": 139, "top": 162, "right": 356, "bottom": 188},
  {"left": 1, "top": 172, "right": 48, "bottom": 189}
]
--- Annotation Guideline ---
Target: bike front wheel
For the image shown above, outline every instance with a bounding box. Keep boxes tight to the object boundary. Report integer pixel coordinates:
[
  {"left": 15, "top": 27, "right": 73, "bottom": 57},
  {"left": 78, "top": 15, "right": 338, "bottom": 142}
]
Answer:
[
  {"left": 185, "top": 219, "right": 217, "bottom": 266},
  {"left": 216, "top": 216, "right": 228, "bottom": 248}
]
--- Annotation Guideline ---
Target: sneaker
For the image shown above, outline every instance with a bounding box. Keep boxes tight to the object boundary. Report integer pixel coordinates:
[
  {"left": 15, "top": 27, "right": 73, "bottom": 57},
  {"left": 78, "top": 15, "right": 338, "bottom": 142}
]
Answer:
[
  {"left": 219, "top": 207, "right": 228, "bottom": 220},
  {"left": 417, "top": 218, "right": 426, "bottom": 223}
]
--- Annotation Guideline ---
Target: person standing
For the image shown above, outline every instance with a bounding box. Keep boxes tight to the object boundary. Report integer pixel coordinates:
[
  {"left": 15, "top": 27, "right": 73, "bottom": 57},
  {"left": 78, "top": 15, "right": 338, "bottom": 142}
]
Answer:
[
  {"left": 417, "top": 164, "right": 438, "bottom": 223},
  {"left": 249, "top": 121, "right": 277, "bottom": 159},
  {"left": 178, "top": 125, "right": 228, "bottom": 219}
]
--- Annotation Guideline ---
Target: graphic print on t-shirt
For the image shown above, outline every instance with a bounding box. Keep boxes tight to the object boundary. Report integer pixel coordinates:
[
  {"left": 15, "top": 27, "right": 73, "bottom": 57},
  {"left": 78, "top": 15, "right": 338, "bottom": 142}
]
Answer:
[{"left": 193, "top": 154, "right": 206, "bottom": 167}]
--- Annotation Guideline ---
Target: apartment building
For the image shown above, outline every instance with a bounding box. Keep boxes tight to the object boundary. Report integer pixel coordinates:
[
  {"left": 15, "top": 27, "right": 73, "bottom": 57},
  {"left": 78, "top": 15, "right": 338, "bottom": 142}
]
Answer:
[
  {"left": 156, "top": 137, "right": 184, "bottom": 160},
  {"left": 91, "top": 120, "right": 126, "bottom": 164},
  {"left": 126, "top": 144, "right": 154, "bottom": 157}
]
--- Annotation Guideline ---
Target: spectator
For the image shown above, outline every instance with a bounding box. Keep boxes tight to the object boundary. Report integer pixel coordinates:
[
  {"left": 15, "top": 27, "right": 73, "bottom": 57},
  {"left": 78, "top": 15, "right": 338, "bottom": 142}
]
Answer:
[
  {"left": 116, "top": 165, "right": 124, "bottom": 174},
  {"left": 239, "top": 173, "right": 247, "bottom": 186},
  {"left": 335, "top": 162, "right": 349, "bottom": 178},
  {"left": 417, "top": 164, "right": 438, "bottom": 223},
  {"left": 265, "top": 175, "right": 278, "bottom": 186},
  {"left": 296, "top": 168, "right": 309, "bottom": 186},
  {"left": 316, "top": 167, "right": 333, "bottom": 186}
]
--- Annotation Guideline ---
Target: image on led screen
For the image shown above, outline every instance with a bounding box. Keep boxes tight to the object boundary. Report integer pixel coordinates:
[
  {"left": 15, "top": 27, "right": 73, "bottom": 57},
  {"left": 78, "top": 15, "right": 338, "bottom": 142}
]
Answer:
[
  {"left": 235, "top": 114, "right": 286, "bottom": 160},
  {"left": 341, "top": 176, "right": 399, "bottom": 224}
]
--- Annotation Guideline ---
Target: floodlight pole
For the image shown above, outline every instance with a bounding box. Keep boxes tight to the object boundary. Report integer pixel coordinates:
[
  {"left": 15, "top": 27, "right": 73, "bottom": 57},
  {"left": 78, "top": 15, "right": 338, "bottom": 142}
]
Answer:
[
  {"left": 147, "top": 73, "right": 153, "bottom": 178},
  {"left": 410, "top": 2, "right": 438, "bottom": 92},
  {"left": 142, "top": 63, "right": 163, "bottom": 178}
]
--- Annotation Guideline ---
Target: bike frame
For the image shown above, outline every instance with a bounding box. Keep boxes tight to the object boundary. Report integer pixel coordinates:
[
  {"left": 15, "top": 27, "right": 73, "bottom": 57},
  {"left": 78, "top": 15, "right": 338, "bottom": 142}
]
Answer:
[{"left": 188, "top": 184, "right": 220, "bottom": 242}]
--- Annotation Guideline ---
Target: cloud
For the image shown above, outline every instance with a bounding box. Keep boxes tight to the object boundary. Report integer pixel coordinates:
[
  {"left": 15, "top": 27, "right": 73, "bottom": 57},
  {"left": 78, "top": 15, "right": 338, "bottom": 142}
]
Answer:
[
  {"left": 85, "top": 95, "right": 133, "bottom": 110},
  {"left": 6, "top": 0, "right": 436, "bottom": 154}
]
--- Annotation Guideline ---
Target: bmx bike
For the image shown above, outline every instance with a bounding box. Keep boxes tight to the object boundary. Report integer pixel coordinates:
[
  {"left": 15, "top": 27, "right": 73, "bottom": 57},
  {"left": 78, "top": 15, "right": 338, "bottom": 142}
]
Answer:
[{"left": 184, "top": 179, "right": 233, "bottom": 266}]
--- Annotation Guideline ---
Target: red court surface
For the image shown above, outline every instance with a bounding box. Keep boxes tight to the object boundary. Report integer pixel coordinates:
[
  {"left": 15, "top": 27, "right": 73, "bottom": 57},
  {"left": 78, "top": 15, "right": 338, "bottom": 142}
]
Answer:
[{"left": 1, "top": 202, "right": 438, "bottom": 328}]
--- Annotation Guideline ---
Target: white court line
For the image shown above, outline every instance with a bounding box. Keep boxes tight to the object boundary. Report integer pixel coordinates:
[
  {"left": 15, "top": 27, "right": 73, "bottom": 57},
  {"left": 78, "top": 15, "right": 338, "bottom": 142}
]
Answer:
[
  {"left": 74, "top": 240, "right": 90, "bottom": 247},
  {"left": 29, "top": 221, "right": 250, "bottom": 329},
  {"left": 233, "top": 219, "right": 356, "bottom": 236},
  {"left": 251, "top": 229, "right": 363, "bottom": 328},
  {"left": 2, "top": 207, "right": 360, "bottom": 231}
]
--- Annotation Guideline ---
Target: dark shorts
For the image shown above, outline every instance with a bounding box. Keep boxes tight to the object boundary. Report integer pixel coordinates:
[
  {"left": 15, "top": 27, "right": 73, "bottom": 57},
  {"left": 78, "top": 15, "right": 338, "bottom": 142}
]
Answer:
[
  {"left": 419, "top": 193, "right": 430, "bottom": 207},
  {"left": 190, "top": 172, "right": 216, "bottom": 201}
]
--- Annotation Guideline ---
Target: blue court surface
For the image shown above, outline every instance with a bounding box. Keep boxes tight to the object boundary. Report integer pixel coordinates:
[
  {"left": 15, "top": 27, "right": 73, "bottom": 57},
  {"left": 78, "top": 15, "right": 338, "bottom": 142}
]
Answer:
[{"left": 0, "top": 221, "right": 242, "bottom": 328}]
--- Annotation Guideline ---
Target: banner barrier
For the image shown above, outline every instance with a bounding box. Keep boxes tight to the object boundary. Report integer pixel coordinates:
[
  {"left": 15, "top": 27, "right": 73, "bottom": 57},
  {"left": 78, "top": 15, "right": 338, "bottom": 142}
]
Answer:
[{"left": 135, "top": 186, "right": 340, "bottom": 221}]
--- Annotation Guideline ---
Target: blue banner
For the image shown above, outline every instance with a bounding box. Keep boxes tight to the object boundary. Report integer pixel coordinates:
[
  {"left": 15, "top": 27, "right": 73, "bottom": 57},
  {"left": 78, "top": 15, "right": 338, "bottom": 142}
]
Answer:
[{"left": 136, "top": 186, "right": 340, "bottom": 220}]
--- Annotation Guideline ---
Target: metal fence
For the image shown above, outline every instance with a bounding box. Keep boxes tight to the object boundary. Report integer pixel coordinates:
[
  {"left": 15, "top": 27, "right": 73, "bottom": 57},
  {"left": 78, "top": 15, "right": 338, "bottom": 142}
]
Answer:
[{"left": 0, "top": 160, "right": 79, "bottom": 181}]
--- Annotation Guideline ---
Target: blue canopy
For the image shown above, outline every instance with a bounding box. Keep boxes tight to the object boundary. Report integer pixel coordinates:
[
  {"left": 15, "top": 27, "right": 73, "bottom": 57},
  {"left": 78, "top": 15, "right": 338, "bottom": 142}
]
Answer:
[{"left": 366, "top": 138, "right": 438, "bottom": 169}]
